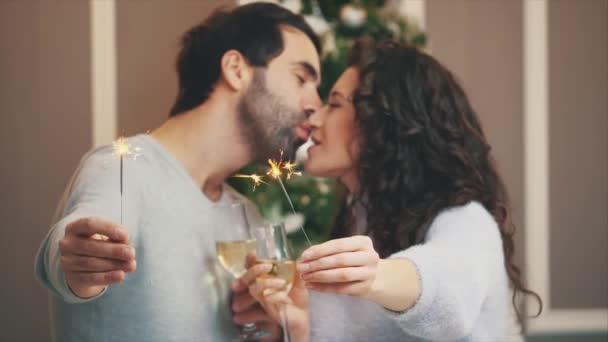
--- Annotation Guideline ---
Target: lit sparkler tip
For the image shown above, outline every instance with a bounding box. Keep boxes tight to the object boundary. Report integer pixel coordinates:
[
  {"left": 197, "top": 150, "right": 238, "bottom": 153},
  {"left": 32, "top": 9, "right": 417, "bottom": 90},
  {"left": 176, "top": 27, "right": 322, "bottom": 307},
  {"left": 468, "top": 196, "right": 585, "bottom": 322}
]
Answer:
[
  {"left": 113, "top": 136, "right": 130, "bottom": 157},
  {"left": 234, "top": 150, "right": 302, "bottom": 191},
  {"left": 112, "top": 136, "right": 142, "bottom": 160},
  {"left": 267, "top": 152, "right": 302, "bottom": 181},
  {"left": 268, "top": 159, "right": 283, "bottom": 179}
]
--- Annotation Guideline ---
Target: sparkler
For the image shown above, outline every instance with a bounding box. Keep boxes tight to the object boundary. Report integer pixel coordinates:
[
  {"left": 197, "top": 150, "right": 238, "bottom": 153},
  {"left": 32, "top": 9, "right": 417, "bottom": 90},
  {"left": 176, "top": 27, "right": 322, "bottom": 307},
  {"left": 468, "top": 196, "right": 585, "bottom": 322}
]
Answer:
[
  {"left": 234, "top": 152, "right": 310, "bottom": 342},
  {"left": 112, "top": 136, "right": 141, "bottom": 224},
  {"left": 232, "top": 173, "right": 268, "bottom": 192},
  {"left": 233, "top": 151, "right": 312, "bottom": 246},
  {"left": 269, "top": 157, "right": 312, "bottom": 246},
  {"left": 281, "top": 161, "right": 302, "bottom": 180}
]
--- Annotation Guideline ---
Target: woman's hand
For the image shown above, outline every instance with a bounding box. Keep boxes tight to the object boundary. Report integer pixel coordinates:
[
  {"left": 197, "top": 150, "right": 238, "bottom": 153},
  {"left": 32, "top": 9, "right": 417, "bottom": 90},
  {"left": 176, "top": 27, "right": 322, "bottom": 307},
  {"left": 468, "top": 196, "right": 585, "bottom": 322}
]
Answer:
[
  {"left": 297, "top": 236, "right": 380, "bottom": 297},
  {"left": 298, "top": 236, "right": 420, "bottom": 312},
  {"left": 233, "top": 255, "right": 311, "bottom": 342}
]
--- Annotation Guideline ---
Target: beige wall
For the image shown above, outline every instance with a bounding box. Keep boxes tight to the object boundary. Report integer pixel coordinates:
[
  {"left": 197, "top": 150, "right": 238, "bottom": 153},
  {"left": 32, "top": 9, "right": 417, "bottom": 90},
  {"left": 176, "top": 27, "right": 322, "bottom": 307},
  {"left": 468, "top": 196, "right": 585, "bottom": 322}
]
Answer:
[
  {"left": 548, "top": 0, "right": 607, "bottom": 309},
  {"left": 0, "top": 1, "right": 91, "bottom": 341},
  {"left": 116, "top": 0, "right": 232, "bottom": 135},
  {"left": 426, "top": 0, "right": 527, "bottom": 281},
  {"left": 426, "top": 0, "right": 607, "bottom": 321}
]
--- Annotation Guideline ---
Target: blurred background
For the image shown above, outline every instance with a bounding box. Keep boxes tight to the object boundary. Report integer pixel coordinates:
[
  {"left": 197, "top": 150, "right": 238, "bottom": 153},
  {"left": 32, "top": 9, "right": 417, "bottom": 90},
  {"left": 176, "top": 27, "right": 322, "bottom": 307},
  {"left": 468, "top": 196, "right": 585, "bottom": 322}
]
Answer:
[{"left": 1, "top": 0, "right": 606, "bottom": 341}]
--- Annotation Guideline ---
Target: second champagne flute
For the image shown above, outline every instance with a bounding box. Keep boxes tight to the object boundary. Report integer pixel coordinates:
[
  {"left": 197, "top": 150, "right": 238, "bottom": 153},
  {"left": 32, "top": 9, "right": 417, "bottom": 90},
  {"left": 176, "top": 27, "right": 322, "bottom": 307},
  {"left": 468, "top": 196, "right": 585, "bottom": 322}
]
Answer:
[{"left": 253, "top": 223, "right": 296, "bottom": 342}]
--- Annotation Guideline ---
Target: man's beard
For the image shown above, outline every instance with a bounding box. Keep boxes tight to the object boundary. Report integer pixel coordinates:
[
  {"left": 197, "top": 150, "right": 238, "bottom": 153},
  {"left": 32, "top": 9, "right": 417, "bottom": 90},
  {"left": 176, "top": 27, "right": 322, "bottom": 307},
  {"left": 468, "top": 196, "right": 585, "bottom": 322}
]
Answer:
[{"left": 238, "top": 70, "right": 305, "bottom": 161}]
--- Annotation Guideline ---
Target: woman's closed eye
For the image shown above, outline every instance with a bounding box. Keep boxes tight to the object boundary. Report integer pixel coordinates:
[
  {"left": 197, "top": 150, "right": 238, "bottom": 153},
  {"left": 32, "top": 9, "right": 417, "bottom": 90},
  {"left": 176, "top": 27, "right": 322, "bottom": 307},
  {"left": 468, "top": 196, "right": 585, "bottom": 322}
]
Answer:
[{"left": 327, "top": 102, "right": 341, "bottom": 109}]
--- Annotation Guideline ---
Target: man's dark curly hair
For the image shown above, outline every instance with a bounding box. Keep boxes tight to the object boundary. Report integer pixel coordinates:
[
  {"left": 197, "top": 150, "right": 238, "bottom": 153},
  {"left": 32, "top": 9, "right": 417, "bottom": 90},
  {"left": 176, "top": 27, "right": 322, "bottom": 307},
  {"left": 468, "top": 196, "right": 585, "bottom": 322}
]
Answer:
[{"left": 331, "top": 38, "right": 542, "bottom": 318}]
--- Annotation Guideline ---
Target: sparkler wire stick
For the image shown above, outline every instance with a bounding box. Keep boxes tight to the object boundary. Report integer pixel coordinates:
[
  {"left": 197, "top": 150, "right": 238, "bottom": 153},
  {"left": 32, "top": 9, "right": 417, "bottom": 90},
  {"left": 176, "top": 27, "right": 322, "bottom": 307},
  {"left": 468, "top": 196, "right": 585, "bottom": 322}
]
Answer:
[
  {"left": 232, "top": 152, "right": 313, "bottom": 247},
  {"left": 113, "top": 136, "right": 141, "bottom": 226},
  {"left": 276, "top": 176, "right": 311, "bottom": 246},
  {"left": 268, "top": 156, "right": 312, "bottom": 247},
  {"left": 120, "top": 155, "right": 123, "bottom": 224}
]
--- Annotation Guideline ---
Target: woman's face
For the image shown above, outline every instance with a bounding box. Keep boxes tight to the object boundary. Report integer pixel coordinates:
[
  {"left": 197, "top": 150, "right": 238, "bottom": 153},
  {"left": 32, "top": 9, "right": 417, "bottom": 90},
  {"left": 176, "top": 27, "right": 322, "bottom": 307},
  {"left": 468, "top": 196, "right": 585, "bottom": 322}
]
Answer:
[{"left": 305, "top": 67, "right": 360, "bottom": 184}]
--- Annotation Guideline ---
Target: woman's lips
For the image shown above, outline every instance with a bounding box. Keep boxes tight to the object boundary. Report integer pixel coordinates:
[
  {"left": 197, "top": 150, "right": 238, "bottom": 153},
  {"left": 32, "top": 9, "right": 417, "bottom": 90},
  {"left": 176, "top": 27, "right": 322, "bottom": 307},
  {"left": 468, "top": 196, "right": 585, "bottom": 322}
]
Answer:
[{"left": 307, "top": 143, "right": 319, "bottom": 154}]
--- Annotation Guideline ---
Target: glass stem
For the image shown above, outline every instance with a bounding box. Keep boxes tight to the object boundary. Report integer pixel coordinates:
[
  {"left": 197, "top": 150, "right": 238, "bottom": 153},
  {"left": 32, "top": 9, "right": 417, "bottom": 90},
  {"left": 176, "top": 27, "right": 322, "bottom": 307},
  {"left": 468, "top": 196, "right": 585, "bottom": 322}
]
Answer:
[{"left": 279, "top": 304, "right": 291, "bottom": 342}]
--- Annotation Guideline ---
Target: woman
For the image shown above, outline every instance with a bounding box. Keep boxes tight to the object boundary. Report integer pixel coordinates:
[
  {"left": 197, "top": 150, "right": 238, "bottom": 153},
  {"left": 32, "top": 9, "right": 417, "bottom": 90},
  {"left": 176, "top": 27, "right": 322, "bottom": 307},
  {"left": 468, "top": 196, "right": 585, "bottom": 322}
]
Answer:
[{"left": 238, "top": 39, "right": 541, "bottom": 341}]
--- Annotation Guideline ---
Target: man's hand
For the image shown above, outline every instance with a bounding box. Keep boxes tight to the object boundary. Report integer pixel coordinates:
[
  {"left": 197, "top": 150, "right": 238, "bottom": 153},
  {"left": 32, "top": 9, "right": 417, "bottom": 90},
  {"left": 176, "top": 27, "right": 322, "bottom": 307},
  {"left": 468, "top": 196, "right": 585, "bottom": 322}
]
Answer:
[
  {"left": 231, "top": 255, "right": 282, "bottom": 341},
  {"left": 59, "top": 217, "right": 136, "bottom": 298},
  {"left": 234, "top": 255, "right": 310, "bottom": 342}
]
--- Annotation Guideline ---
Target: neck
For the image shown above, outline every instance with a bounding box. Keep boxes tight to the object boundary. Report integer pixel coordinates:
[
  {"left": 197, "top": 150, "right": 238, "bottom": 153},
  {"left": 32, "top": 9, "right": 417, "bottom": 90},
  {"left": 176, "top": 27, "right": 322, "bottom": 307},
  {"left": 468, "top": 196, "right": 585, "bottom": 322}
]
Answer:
[
  {"left": 151, "top": 97, "right": 252, "bottom": 201},
  {"left": 340, "top": 169, "right": 359, "bottom": 196}
]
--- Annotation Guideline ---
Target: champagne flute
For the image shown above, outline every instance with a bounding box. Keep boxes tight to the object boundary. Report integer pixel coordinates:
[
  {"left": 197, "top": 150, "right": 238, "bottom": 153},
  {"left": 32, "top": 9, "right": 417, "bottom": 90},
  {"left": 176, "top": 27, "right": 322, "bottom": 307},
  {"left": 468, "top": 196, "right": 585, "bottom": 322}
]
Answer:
[
  {"left": 253, "top": 223, "right": 296, "bottom": 342},
  {"left": 215, "top": 202, "right": 270, "bottom": 341}
]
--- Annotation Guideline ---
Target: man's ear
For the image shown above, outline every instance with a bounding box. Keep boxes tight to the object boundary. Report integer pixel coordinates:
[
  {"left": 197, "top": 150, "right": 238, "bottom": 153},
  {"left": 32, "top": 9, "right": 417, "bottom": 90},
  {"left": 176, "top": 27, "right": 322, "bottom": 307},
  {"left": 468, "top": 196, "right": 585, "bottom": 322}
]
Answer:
[{"left": 220, "top": 50, "right": 252, "bottom": 92}]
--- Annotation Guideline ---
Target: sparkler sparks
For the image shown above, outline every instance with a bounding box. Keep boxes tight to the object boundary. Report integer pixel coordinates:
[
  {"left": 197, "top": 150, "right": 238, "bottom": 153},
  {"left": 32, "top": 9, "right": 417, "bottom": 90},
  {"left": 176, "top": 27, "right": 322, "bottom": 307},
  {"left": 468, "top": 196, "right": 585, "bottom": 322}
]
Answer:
[
  {"left": 267, "top": 158, "right": 283, "bottom": 179},
  {"left": 267, "top": 151, "right": 302, "bottom": 180},
  {"left": 282, "top": 161, "right": 302, "bottom": 180},
  {"left": 232, "top": 151, "right": 312, "bottom": 246},
  {"left": 233, "top": 174, "right": 268, "bottom": 191},
  {"left": 112, "top": 136, "right": 142, "bottom": 160}
]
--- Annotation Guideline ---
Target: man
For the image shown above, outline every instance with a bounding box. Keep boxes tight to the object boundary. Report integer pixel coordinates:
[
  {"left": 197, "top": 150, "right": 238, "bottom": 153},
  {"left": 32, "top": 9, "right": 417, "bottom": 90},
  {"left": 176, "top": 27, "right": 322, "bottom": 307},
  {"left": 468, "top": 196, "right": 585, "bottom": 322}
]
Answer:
[{"left": 35, "top": 3, "right": 322, "bottom": 341}]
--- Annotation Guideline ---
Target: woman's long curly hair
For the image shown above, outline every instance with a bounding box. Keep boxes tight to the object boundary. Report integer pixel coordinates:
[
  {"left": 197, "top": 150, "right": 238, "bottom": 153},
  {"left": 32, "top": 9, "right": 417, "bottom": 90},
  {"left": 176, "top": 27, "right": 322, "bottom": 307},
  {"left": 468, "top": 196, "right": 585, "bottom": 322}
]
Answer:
[{"left": 331, "top": 38, "right": 542, "bottom": 318}]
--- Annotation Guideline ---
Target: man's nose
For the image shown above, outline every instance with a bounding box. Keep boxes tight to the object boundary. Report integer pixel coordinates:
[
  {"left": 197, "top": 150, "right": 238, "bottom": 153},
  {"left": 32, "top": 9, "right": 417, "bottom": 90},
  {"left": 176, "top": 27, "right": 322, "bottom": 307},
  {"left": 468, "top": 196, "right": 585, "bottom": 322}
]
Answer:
[
  {"left": 304, "top": 92, "right": 323, "bottom": 115},
  {"left": 308, "top": 106, "right": 324, "bottom": 127}
]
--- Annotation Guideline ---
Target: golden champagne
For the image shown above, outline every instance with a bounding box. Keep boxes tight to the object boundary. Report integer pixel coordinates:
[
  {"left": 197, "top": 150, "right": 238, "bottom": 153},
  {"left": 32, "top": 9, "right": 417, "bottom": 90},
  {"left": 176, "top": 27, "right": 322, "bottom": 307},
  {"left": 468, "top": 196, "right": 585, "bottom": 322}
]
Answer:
[
  {"left": 255, "top": 259, "right": 296, "bottom": 292},
  {"left": 216, "top": 239, "right": 256, "bottom": 278}
]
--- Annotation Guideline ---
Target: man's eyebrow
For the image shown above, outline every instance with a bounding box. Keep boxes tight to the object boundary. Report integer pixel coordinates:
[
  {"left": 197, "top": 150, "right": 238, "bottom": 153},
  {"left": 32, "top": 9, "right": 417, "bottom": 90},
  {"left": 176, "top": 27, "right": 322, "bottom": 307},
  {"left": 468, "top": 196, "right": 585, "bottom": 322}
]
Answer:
[{"left": 293, "top": 61, "right": 320, "bottom": 83}]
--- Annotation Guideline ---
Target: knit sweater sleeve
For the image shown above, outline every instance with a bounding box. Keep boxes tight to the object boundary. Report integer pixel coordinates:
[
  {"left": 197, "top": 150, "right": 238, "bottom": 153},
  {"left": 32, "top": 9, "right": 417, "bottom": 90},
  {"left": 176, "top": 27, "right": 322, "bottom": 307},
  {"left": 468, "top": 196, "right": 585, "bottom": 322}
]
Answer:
[
  {"left": 384, "top": 202, "right": 505, "bottom": 341},
  {"left": 34, "top": 146, "right": 127, "bottom": 304}
]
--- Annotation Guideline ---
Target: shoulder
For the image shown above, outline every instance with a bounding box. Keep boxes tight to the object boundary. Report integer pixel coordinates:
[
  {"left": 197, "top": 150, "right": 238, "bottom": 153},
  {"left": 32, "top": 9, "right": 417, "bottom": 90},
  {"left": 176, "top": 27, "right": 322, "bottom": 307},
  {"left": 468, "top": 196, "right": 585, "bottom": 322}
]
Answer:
[
  {"left": 433, "top": 201, "right": 496, "bottom": 228},
  {"left": 73, "top": 135, "right": 156, "bottom": 189},
  {"left": 80, "top": 134, "right": 158, "bottom": 172},
  {"left": 70, "top": 144, "right": 116, "bottom": 185},
  {"left": 426, "top": 201, "right": 501, "bottom": 245}
]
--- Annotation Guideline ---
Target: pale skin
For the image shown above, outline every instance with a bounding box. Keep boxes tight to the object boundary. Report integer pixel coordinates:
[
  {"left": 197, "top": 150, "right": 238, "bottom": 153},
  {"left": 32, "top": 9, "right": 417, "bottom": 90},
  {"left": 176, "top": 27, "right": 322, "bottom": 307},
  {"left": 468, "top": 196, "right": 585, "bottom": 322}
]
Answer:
[
  {"left": 239, "top": 67, "right": 422, "bottom": 341},
  {"left": 233, "top": 255, "right": 310, "bottom": 340},
  {"left": 58, "top": 27, "right": 322, "bottom": 339}
]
